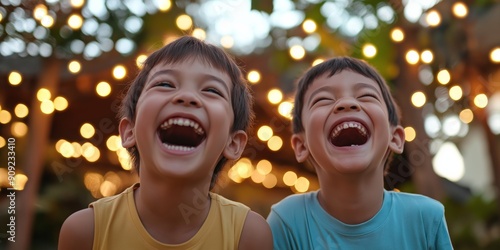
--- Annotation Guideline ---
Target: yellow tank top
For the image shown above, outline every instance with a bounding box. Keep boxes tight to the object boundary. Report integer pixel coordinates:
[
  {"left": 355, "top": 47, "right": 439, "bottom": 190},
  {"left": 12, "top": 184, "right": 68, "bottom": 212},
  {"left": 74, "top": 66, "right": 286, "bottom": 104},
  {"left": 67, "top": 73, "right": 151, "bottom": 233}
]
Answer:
[{"left": 90, "top": 183, "right": 250, "bottom": 249}]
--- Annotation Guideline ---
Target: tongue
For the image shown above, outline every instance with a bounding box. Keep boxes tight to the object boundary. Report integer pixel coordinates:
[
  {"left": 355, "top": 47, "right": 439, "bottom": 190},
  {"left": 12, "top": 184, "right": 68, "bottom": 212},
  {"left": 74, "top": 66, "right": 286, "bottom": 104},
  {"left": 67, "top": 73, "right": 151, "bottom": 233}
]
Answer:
[{"left": 331, "top": 128, "right": 367, "bottom": 147}]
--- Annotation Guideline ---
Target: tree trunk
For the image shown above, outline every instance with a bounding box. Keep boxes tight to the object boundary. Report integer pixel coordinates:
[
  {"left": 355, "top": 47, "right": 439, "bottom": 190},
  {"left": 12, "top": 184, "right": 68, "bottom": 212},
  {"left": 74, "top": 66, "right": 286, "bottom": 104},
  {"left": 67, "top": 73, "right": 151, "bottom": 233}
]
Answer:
[
  {"left": 392, "top": 26, "right": 446, "bottom": 201},
  {"left": 8, "top": 58, "right": 61, "bottom": 250}
]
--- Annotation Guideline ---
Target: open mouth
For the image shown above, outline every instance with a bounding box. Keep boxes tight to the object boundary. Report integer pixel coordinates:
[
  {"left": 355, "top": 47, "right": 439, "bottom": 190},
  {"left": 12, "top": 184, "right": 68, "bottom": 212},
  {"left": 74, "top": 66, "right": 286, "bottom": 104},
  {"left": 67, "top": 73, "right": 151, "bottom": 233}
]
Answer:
[
  {"left": 158, "top": 117, "right": 206, "bottom": 151},
  {"left": 330, "top": 121, "right": 369, "bottom": 147}
]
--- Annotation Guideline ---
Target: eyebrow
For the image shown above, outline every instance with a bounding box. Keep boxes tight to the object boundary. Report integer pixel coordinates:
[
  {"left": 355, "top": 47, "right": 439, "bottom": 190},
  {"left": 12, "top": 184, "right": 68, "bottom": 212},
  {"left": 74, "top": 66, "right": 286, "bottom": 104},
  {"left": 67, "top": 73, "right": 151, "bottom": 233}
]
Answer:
[
  {"left": 148, "top": 69, "right": 230, "bottom": 94},
  {"left": 307, "top": 82, "right": 381, "bottom": 107}
]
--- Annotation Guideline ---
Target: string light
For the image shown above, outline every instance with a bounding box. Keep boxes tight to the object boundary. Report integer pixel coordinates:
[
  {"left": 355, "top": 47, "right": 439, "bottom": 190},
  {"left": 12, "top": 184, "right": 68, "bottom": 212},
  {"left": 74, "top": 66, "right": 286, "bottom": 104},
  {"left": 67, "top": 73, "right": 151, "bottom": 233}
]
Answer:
[
  {"left": 247, "top": 70, "right": 261, "bottom": 84},
  {"left": 14, "top": 104, "right": 29, "bottom": 118},
  {"left": 157, "top": 0, "right": 172, "bottom": 12},
  {"left": 406, "top": 50, "right": 419, "bottom": 64},
  {"left": 362, "top": 43, "right": 377, "bottom": 58},
  {"left": 294, "top": 177, "right": 310, "bottom": 192},
  {"left": 302, "top": 19, "right": 317, "bottom": 33},
  {"left": 113, "top": 65, "right": 127, "bottom": 80},
  {"left": 390, "top": 28, "right": 404, "bottom": 42},
  {"left": 176, "top": 14, "right": 193, "bottom": 30},
  {"left": 459, "top": 109, "right": 474, "bottom": 123},
  {"left": 0, "top": 110, "right": 12, "bottom": 124},
  {"left": 452, "top": 2, "right": 468, "bottom": 18},
  {"left": 257, "top": 126, "right": 273, "bottom": 141},
  {"left": 33, "top": 4, "right": 48, "bottom": 21},
  {"left": 267, "top": 135, "right": 283, "bottom": 151},
  {"left": 474, "top": 94, "right": 488, "bottom": 108},
  {"left": 37, "top": 88, "right": 52, "bottom": 101},
  {"left": 283, "top": 171, "right": 297, "bottom": 186},
  {"left": 40, "top": 100, "right": 55, "bottom": 114},
  {"left": 437, "top": 69, "right": 451, "bottom": 85},
  {"left": 421, "top": 50, "right": 434, "bottom": 64},
  {"left": 449, "top": 86, "right": 463, "bottom": 100},
  {"left": 80, "top": 123, "right": 96, "bottom": 139},
  {"left": 192, "top": 28, "right": 206, "bottom": 40},
  {"left": 404, "top": 127, "right": 416, "bottom": 142},
  {"left": 278, "top": 101, "right": 293, "bottom": 119},
  {"left": 11, "top": 122, "right": 28, "bottom": 137},
  {"left": 289, "top": 45, "right": 305, "bottom": 60},
  {"left": 70, "top": 0, "right": 85, "bottom": 8},
  {"left": 8, "top": 71, "right": 22, "bottom": 86},
  {"left": 312, "top": 58, "right": 324, "bottom": 66},
  {"left": 96, "top": 81, "right": 112, "bottom": 97},
  {"left": 68, "top": 14, "right": 83, "bottom": 30},
  {"left": 68, "top": 60, "right": 81, "bottom": 73},
  {"left": 426, "top": 10, "right": 441, "bottom": 27},
  {"left": 490, "top": 47, "right": 500, "bottom": 63},
  {"left": 268, "top": 89, "right": 283, "bottom": 104},
  {"left": 54, "top": 96, "right": 69, "bottom": 111},
  {"left": 411, "top": 91, "right": 426, "bottom": 107}
]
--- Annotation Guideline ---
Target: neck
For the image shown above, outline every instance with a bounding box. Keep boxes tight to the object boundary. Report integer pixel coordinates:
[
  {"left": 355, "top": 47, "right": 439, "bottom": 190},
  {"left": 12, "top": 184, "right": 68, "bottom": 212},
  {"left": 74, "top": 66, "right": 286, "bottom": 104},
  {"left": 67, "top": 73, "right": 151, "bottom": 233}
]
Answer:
[
  {"left": 134, "top": 171, "right": 212, "bottom": 243},
  {"left": 317, "top": 170, "right": 384, "bottom": 224}
]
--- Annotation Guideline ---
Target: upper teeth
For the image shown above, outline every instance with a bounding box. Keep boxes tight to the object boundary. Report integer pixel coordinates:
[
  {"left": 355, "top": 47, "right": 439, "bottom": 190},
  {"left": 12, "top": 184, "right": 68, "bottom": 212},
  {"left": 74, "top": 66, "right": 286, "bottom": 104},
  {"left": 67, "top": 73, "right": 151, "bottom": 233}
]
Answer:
[
  {"left": 160, "top": 118, "right": 204, "bottom": 135},
  {"left": 331, "top": 121, "right": 368, "bottom": 138}
]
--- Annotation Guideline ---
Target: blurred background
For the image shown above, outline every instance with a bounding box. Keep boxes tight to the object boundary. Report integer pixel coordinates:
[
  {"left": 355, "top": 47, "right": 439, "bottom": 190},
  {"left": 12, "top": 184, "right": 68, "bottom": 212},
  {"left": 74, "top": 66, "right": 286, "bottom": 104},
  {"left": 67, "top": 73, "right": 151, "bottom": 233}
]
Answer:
[{"left": 0, "top": 0, "right": 499, "bottom": 249}]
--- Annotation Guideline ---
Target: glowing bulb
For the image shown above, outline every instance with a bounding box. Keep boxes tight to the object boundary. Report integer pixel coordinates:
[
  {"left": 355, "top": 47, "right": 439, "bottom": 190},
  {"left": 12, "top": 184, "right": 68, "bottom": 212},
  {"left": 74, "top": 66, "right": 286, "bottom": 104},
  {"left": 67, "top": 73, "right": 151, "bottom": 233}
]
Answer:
[
  {"left": 37, "top": 88, "right": 52, "bottom": 101},
  {"left": 14, "top": 104, "right": 29, "bottom": 118},
  {"left": 176, "top": 14, "right": 192, "bottom": 31},
  {"left": 54, "top": 96, "right": 69, "bottom": 111},
  {"left": 9, "top": 71, "right": 22, "bottom": 85},
  {"left": 268, "top": 89, "right": 283, "bottom": 104},
  {"left": 362, "top": 44, "right": 377, "bottom": 58},
  {"left": 391, "top": 28, "right": 404, "bottom": 42},
  {"left": 411, "top": 91, "right": 426, "bottom": 107},
  {"left": 192, "top": 28, "right": 206, "bottom": 40},
  {"left": 247, "top": 70, "right": 261, "bottom": 84},
  {"left": 157, "top": 0, "right": 172, "bottom": 11},
  {"left": 404, "top": 127, "right": 416, "bottom": 142},
  {"left": 421, "top": 50, "right": 433, "bottom": 64},
  {"left": 426, "top": 10, "right": 441, "bottom": 27},
  {"left": 449, "top": 86, "right": 463, "bottom": 101},
  {"left": 437, "top": 70, "right": 451, "bottom": 85},
  {"left": 490, "top": 47, "right": 500, "bottom": 63},
  {"left": 80, "top": 123, "right": 96, "bottom": 139},
  {"left": 474, "top": 94, "right": 488, "bottom": 108},
  {"left": 302, "top": 19, "right": 317, "bottom": 33},
  {"left": 96, "top": 81, "right": 111, "bottom": 97},
  {"left": 459, "top": 109, "right": 473, "bottom": 123},
  {"left": 113, "top": 65, "right": 127, "bottom": 80},
  {"left": 136, "top": 54, "right": 147, "bottom": 68},
  {"left": 220, "top": 36, "right": 234, "bottom": 49},
  {"left": 406, "top": 50, "right": 419, "bottom": 64},
  {"left": 68, "top": 60, "right": 81, "bottom": 73},
  {"left": 257, "top": 126, "right": 273, "bottom": 141},
  {"left": 290, "top": 45, "right": 305, "bottom": 60},
  {"left": 68, "top": 14, "right": 83, "bottom": 29},
  {"left": 452, "top": 2, "right": 468, "bottom": 18},
  {"left": 267, "top": 136, "right": 283, "bottom": 151}
]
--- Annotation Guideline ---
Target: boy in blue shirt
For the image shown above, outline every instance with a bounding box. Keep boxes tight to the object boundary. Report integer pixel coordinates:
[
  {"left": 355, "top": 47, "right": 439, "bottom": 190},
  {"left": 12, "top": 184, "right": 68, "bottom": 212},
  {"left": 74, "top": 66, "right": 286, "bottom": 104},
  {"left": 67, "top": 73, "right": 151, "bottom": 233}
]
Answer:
[{"left": 267, "top": 57, "right": 453, "bottom": 249}]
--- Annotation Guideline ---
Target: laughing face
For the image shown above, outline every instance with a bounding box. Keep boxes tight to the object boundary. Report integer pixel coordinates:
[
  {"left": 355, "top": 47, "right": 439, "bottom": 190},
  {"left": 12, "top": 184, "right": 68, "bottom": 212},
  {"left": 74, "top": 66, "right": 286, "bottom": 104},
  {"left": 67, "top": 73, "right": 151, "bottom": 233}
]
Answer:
[
  {"left": 292, "top": 70, "right": 404, "bottom": 176},
  {"left": 119, "top": 57, "right": 247, "bottom": 183}
]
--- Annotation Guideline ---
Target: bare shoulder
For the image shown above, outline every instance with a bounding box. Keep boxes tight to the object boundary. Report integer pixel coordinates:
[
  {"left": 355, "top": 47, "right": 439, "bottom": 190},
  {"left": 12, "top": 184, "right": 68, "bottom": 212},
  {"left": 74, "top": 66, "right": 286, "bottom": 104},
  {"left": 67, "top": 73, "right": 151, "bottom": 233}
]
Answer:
[
  {"left": 239, "top": 210, "right": 273, "bottom": 250},
  {"left": 58, "top": 208, "right": 94, "bottom": 250}
]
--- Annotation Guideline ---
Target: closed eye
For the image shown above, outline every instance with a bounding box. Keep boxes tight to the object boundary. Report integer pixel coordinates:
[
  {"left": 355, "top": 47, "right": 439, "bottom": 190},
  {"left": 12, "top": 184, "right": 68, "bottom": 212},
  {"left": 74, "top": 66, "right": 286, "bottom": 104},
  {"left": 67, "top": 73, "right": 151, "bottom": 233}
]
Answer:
[
  {"left": 312, "top": 97, "right": 333, "bottom": 106},
  {"left": 155, "top": 82, "right": 175, "bottom": 88},
  {"left": 204, "top": 87, "right": 225, "bottom": 97},
  {"left": 358, "top": 94, "right": 379, "bottom": 100}
]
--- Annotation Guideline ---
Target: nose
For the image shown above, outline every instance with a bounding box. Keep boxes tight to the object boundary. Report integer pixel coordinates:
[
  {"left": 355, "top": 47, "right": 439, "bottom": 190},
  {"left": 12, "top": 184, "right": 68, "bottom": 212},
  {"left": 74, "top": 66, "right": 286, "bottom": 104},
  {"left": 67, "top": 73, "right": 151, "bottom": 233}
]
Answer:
[
  {"left": 334, "top": 97, "right": 360, "bottom": 113},
  {"left": 173, "top": 90, "right": 201, "bottom": 107}
]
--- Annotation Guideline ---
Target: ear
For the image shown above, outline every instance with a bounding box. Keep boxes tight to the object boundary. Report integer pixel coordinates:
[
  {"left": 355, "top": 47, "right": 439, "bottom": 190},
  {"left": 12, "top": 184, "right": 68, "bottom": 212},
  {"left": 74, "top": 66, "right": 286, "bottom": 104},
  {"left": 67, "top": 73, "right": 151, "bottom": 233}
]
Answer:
[
  {"left": 119, "top": 118, "right": 136, "bottom": 148},
  {"left": 389, "top": 125, "right": 405, "bottom": 154},
  {"left": 223, "top": 130, "right": 248, "bottom": 160},
  {"left": 291, "top": 133, "right": 309, "bottom": 163}
]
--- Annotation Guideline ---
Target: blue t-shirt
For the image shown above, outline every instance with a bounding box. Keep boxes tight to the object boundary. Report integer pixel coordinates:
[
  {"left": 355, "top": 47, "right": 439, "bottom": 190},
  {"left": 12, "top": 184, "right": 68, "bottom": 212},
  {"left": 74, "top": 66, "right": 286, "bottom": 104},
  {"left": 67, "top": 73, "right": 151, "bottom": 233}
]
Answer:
[{"left": 267, "top": 189, "right": 453, "bottom": 250}]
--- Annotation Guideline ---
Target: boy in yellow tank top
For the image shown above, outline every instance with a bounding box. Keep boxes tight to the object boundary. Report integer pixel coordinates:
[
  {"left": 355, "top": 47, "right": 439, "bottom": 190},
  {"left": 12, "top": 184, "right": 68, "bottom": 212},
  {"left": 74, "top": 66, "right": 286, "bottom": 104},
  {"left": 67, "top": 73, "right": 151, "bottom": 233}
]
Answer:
[{"left": 58, "top": 36, "right": 273, "bottom": 250}]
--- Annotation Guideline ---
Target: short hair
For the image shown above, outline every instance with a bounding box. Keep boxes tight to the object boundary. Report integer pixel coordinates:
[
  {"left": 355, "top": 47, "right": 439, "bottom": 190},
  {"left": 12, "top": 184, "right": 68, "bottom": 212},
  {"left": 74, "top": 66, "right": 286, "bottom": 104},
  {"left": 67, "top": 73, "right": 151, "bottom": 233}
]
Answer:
[
  {"left": 292, "top": 56, "right": 399, "bottom": 134},
  {"left": 119, "top": 36, "right": 254, "bottom": 189}
]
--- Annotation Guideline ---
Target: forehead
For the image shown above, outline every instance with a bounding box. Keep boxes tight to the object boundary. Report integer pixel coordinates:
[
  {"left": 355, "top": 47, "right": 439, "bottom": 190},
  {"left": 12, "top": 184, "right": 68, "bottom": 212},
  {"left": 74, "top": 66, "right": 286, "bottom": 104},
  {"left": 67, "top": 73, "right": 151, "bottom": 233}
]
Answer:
[
  {"left": 305, "top": 70, "right": 382, "bottom": 96},
  {"left": 147, "top": 57, "right": 232, "bottom": 86}
]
